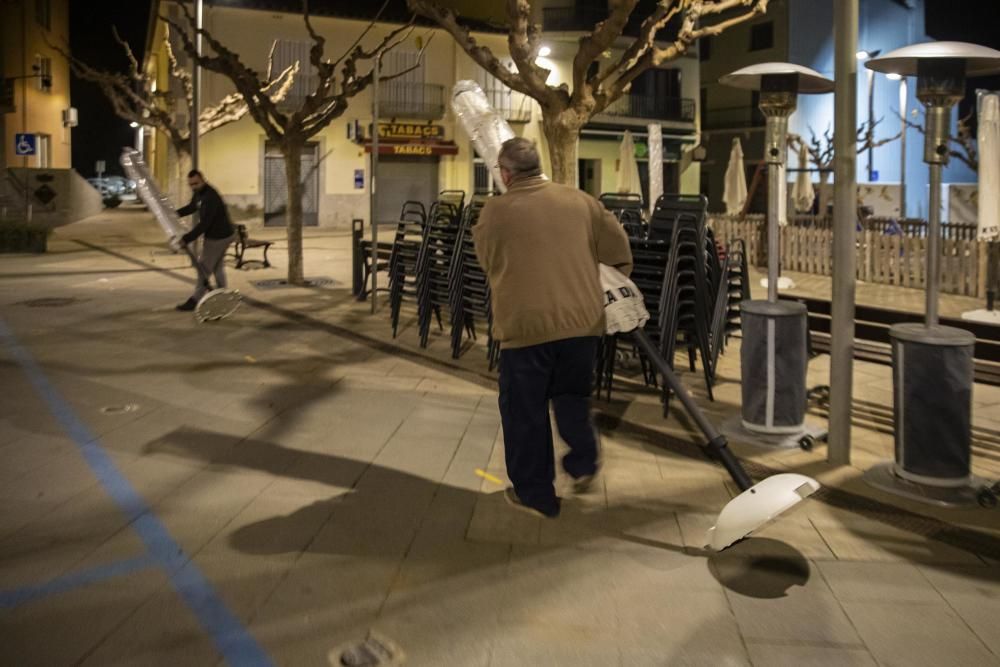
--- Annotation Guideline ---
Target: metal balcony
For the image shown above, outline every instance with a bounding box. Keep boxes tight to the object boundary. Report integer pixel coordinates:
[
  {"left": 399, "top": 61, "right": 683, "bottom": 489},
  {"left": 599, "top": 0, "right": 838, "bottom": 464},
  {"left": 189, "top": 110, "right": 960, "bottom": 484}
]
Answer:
[
  {"left": 480, "top": 86, "right": 532, "bottom": 123},
  {"left": 380, "top": 82, "right": 446, "bottom": 120},
  {"left": 702, "top": 105, "right": 766, "bottom": 130},
  {"left": 599, "top": 93, "right": 696, "bottom": 123}
]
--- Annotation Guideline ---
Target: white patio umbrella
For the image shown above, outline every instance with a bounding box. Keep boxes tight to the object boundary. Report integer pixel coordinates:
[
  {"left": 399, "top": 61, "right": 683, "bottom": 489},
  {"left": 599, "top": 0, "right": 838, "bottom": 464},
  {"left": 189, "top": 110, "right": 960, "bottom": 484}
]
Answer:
[
  {"left": 723, "top": 137, "right": 748, "bottom": 214},
  {"left": 792, "top": 143, "right": 815, "bottom": 213},
  {"left": 978, "top": 92, "right": 999, "bottom": 242},
  {"left": 616, "top": 130, "right": 642, "bottom": 194},
  {"left": 964, "top": 91, "right": 1000, "bottom": 324}
]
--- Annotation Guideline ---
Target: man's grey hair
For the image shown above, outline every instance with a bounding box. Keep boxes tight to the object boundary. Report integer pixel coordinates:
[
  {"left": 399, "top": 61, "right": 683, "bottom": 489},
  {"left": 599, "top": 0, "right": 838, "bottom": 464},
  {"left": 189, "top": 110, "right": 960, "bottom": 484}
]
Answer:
[{"left": 498, "top": 137, "right": 542, "bottom": 178}]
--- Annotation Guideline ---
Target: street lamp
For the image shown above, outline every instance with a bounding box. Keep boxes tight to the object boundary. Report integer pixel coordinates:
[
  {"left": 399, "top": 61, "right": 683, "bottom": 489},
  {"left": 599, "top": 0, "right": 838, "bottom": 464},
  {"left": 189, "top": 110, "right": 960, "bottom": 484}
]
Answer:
[
  {"left": 719, "top": 63, "right": 833, "bottom": 440},
  {"left": 863, "top": 41, "right": 1000, "bottom": 506}
]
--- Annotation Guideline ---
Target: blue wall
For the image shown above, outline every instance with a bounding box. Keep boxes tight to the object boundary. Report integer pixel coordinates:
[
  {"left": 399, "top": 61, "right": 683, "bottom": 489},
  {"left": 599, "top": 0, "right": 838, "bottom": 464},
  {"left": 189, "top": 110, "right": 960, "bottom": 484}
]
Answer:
[{"left": 787, "top": 0, "right": 977, "bottom": 218}]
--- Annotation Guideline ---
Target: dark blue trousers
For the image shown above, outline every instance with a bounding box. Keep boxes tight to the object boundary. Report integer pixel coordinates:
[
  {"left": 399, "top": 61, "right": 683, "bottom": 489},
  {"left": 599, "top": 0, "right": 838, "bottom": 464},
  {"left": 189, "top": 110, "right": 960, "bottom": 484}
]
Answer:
[{"left": 498, "top": 336, "right": 600, "bottom": 512}]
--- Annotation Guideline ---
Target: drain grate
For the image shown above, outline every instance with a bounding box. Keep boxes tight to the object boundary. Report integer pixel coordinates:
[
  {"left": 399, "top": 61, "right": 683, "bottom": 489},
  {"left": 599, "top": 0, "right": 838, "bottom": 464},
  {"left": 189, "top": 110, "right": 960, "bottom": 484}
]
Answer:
[
  {"left": 331, "top": 633, "right": 403, "bottom": 667},
  {"left": 18, "top": 297, "right": 81, "bottom": 308},
  {"left": 252, "top": 277, "right": 336, "bottom": 290}
]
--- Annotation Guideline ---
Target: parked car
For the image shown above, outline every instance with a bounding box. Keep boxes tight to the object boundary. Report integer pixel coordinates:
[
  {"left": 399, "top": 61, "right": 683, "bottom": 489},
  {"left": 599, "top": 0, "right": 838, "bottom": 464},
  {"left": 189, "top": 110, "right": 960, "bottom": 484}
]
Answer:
[{"left": 87, "top": 176, "right": 136, "bottom": 197}]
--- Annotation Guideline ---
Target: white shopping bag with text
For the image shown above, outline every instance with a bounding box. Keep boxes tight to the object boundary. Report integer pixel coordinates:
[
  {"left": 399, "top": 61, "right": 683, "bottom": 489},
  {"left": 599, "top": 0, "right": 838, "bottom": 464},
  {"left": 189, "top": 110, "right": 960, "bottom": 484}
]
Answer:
[{"left": 600, "top": 263, "right": 649, "bottom": 335}]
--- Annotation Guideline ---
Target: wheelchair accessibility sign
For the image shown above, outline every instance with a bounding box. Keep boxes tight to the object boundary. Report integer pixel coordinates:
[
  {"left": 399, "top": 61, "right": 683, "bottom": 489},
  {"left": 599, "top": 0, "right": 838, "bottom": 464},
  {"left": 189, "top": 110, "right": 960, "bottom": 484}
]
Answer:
[{"left": 15, "top": 134, "right": 36, "bottom": 156}]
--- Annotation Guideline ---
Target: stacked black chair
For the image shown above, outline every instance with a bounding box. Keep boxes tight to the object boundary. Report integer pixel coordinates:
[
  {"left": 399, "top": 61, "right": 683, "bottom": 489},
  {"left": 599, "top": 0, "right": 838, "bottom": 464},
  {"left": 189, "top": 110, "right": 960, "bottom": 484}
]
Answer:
[
  {"left": 708, "top": 237, "right": 751, "bottom": 372},
  {"left": 596, "top": 194, "right": 721, "bottom": 415},
  {"left": 415, "top": 193, "right": 465, "bottom": 348},
  {"left": 447, "top": 199, "right": 499, "bottom": 367},
  {"left": 594, "top": 233, "right": 669, "bottom": 401},
  {"left": 388, "top": 201, "right": 427, "bottom": 337},
  {"left": 599, "top": 192, "right": 646, "bottom": 238},
  {"left": 656, "top": 208, "right": 715, "bottom": 413}
]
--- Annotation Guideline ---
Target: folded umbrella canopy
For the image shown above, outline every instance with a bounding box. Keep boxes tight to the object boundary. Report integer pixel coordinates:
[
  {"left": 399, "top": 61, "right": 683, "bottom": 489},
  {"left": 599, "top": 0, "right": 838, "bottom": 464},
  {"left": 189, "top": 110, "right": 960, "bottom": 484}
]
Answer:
[
  {"left": 616, "top": 130, "right": 642, "bottom": 195},
  {"left": 723, "top": 138, "right": 748, "bottom": 214},
  {"left": 979, "top": 92, "right": 999, "bottom": 242},
  {"left": 793, "top": 143, "right": 815, "bottom": 213}
]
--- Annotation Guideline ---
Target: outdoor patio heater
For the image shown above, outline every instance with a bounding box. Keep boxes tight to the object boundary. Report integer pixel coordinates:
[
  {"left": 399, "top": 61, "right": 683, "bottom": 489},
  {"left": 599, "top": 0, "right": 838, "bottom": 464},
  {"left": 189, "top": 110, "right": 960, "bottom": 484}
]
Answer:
[
  {"left": 863, "top": 42, "right": 1000, "bottom": 507},
  {"left": 719, "top": 64, "right": 834, "bottom": 439}
]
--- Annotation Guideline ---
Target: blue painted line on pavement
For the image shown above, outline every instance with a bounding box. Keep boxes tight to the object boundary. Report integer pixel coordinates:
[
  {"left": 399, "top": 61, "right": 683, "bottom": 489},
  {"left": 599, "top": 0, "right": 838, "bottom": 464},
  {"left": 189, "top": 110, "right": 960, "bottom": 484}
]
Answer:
[
  {"left": 0, "top": 555, "right": 156, "bottom": 609},
  {"left": 0, "top": 317, "right": 274, "bottom": 667}
]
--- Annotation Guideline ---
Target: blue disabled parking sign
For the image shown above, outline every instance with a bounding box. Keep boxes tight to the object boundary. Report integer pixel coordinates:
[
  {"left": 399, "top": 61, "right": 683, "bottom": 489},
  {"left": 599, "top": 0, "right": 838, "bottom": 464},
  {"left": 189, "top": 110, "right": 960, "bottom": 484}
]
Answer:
[{"left": 15, "top": 133, "right": 36, "bottom": 156}]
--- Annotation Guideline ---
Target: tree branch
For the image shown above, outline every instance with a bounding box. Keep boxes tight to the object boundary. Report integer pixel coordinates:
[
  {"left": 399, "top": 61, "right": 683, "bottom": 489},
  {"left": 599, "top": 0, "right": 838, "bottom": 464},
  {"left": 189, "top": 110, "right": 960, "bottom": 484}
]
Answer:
[{"left": 602, "top": 0, "right": 768, "bottom": 107}]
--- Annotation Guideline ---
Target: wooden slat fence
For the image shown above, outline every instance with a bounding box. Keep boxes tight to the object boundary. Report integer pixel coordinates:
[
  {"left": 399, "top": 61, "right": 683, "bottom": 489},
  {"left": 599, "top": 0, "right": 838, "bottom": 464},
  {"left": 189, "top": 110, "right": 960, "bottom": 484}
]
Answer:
[{"left": 708, "top": 215, "right": 988, "bottom": 298}]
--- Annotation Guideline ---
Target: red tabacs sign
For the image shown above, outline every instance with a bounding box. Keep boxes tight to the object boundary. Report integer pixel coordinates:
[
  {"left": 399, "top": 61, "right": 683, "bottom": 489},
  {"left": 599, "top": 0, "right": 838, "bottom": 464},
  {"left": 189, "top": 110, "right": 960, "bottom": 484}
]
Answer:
[{"left": 363, "top": 142, "right": 458, "bottom": 156}]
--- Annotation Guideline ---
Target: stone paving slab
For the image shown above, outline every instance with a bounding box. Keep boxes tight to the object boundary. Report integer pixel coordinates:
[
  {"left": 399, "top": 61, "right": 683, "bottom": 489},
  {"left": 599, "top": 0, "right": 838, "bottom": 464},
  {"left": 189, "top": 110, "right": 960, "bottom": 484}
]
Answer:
[{"left": 0, "top": 210, "right": 998, "bottom": 666}]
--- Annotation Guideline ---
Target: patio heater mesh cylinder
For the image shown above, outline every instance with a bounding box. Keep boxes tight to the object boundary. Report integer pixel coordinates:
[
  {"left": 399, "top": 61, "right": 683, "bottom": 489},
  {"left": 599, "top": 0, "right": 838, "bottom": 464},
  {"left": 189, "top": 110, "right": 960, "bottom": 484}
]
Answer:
[
  {"left": 740, "top": 300, "right": 809, "bottom": 434},
  {"left": 890, "top": 323, "right": 975, "bottom": 486}
]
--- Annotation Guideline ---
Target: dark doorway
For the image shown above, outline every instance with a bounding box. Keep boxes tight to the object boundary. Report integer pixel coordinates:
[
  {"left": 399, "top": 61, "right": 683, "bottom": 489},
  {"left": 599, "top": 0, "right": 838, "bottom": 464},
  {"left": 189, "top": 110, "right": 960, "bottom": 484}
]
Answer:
[
  {"left": 375, "top": 156, "right": 439, "bottom": 222},
  {"left": 264, "top": 142, "right": 319, "bottom": 227}
]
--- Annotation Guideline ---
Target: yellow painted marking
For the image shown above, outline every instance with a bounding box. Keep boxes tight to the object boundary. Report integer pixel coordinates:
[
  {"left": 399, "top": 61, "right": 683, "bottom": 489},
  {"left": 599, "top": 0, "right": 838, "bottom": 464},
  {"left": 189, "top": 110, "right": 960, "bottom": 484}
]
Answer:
[
  {"left": 245, "top": 355, "right": 257, "bottom": 363},
  {"left": 475, "top": 469, "right": 503, "bottom": 485}
]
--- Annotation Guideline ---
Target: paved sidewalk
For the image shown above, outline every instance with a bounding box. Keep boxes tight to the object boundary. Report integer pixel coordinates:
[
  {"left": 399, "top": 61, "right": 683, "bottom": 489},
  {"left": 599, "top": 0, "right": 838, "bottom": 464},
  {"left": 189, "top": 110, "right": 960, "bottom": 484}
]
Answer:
[{"left": 1, "top": 208, "right": 998, "bottom": 666}]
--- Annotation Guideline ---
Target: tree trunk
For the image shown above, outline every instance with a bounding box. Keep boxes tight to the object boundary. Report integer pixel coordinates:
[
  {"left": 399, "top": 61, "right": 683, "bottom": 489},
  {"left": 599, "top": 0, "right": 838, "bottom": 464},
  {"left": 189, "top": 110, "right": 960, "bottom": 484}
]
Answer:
[
  {"left": 284, "top": 140, "right": 305, "bottom": 285},
  {"left": 541, "top": 111, "right": 584, "bottom": 187}
]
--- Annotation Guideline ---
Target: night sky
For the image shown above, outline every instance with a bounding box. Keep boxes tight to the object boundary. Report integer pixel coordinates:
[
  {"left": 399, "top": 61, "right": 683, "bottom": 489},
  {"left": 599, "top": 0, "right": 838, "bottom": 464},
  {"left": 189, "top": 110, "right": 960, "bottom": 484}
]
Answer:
[
  {"left": 68, "top": 0, "right": 998, "bottom": 178},
  {"left": 69, "top": 1, "right": 151, "bottom": 177}
]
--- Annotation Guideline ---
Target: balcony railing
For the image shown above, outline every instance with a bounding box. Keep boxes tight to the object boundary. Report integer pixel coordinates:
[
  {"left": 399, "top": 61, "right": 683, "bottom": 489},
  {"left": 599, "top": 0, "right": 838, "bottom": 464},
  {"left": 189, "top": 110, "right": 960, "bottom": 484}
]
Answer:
[
  {"left": 481, "top": 86, "right": 532, "bottom": 123},
  {"left": 543, "top": 1, "right": 677, "bottom": 36},
  {"left": 380, "top": 82, "right": 446, "bottom": 120},
  {"left": 702, "top": 105, "right": 766, "bottom": 130},
  {"left": 599, "top": 93, "right": 695, "bottom": 123}
]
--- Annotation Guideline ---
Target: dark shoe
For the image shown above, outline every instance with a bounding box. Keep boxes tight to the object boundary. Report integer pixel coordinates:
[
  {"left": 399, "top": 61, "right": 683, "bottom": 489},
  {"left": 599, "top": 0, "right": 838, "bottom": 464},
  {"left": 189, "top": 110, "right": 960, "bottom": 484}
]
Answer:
[
  {"left": 175, "top": 298, "right": 197, "bottom": 311},
  {"left": 572, "top": 472, "right": 598, "bottom": 494},
  {"left": 504, "top": 488, "right": 560, "bottom": 519}
]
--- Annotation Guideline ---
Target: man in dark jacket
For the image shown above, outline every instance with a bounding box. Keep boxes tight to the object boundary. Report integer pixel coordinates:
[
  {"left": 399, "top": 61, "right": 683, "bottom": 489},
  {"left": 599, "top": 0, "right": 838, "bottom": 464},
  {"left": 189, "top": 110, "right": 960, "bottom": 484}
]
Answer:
[{"left": 174, "top": 170, "right": 236, "bottom": 311}]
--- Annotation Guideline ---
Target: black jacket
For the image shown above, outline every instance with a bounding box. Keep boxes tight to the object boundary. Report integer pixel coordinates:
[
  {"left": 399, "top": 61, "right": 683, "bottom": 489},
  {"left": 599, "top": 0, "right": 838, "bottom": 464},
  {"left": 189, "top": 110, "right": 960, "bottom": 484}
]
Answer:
[{"left": 178, "top": 184, "right": 234, "bottom": 243}]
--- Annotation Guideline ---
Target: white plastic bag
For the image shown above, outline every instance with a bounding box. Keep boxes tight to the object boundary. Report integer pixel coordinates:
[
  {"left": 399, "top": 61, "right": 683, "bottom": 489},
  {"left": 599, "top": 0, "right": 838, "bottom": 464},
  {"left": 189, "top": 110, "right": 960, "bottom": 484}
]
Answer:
[{"left": 600, "top": 264, "right": 649, "bottom": 334}]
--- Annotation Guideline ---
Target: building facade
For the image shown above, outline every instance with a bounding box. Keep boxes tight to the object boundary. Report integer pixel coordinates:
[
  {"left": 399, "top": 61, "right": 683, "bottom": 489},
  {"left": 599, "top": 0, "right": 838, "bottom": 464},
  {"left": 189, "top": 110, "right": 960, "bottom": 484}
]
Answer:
[
  {"left": 1, "top": 0, "right": 73, "bottom": 173},
  {"left": 146, "top": 0, "right": 701, "bottom": 228},
  {"left": 699, "top": 0, "right": 978, "bottom": 218}
]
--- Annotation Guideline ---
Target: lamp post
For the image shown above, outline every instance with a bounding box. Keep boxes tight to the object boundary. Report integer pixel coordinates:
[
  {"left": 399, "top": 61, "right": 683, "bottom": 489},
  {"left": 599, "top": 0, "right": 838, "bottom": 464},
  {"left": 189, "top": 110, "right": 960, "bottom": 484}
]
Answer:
[
  {"left": 719, "top": 64, "right": 833, "bottom": 439},
  {"left": 370, "top": 52, "right": 381, "bottom": 314},
  {"left": 863, "top": 42, "right": 1000, "bottom": 506}
]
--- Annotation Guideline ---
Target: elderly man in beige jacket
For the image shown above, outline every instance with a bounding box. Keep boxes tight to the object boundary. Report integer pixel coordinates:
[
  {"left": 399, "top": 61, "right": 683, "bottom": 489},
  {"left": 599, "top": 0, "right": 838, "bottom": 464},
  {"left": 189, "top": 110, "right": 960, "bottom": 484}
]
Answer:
[{"left": 474, "top": 138, "right": 633, "bottom": 518}]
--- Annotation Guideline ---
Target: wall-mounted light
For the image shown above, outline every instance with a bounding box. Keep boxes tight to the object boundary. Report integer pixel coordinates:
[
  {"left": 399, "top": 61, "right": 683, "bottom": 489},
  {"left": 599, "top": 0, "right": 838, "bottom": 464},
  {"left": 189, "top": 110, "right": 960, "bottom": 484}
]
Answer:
[
  {"left": 538, "top": 45, "right": 551, "bottom": 57},
  {"left": 129, "top": 121, "right": 140, "bottom": 128}
]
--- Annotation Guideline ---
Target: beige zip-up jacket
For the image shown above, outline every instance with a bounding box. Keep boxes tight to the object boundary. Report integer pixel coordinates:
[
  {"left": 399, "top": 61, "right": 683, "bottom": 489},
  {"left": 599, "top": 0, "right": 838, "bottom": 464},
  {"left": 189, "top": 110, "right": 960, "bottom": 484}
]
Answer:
[{"left": 473, "top": 175, "right": 633, "bottom": 349}]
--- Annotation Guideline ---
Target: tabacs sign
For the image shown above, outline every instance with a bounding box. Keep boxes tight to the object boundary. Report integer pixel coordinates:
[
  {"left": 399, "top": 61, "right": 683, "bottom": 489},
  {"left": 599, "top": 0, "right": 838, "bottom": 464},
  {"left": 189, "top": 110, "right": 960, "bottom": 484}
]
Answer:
[{"left": 376, "top": 123, "right": 444, "bottom": 140}]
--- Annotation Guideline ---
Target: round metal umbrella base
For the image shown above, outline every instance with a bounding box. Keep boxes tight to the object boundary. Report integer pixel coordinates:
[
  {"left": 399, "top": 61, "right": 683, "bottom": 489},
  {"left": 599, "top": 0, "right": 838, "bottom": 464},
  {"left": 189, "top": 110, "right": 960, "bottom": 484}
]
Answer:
[{"left": 863, "top": 461, "right": 993, "bottom": 509}]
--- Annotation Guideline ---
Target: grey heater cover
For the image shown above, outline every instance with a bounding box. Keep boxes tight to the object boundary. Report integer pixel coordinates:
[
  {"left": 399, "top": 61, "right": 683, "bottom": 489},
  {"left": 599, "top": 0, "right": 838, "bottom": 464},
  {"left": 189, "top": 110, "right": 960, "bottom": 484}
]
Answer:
[
  {"left": 890, "top": 323, "right": 975, "bottom": 486},
  {"left": 740, "top": 300, "right": 808, "bottom": 433}
]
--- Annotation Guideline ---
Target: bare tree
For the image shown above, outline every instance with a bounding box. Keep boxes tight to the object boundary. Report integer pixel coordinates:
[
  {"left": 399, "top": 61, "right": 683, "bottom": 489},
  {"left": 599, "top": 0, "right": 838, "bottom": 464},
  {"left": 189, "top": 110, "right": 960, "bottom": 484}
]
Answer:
[
  {"left": 54, "top": 28, "right": 294, "bottom": 165},
  {"left": 164, "top": 1, "right": 426, "bottom": 284},
  {"left": 788, "top": 119, "right": 900, "bottom": 214},
  {"left": 408, "top": 0, "right": 767, "bottom": 185},
  {"left": 899, "top": 111, "right": 978, "bottom": 172}
]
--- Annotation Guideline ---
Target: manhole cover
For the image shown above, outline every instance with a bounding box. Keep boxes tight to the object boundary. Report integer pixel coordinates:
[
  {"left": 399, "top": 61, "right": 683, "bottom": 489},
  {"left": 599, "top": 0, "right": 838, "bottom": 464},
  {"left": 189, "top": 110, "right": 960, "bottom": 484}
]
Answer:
[
  {"left": 18, "top": 297, "right": 80, "bottom": 308},
  {"left": 100, "top": 403, "right": 140, "bottom": 415},
  {"left": 252, "top": 277, "right": 337, "bottom": 290},
  {"left": 331, "top": 633, "right": 403, "bottom": 667}
]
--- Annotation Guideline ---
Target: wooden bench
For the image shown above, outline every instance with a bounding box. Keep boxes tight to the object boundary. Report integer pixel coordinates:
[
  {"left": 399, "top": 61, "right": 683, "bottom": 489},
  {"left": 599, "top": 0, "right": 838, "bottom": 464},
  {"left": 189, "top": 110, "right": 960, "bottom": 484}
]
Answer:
[{"left": 232, "top": 224, "right": 272, "bottom": 268}]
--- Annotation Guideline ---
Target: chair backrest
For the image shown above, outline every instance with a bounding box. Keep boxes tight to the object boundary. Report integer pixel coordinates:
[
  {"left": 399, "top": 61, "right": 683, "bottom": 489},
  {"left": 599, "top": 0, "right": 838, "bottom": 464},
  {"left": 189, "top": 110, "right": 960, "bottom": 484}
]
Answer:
[{"left": 648, "top": 194, "right": 707, "bottom": 241}]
